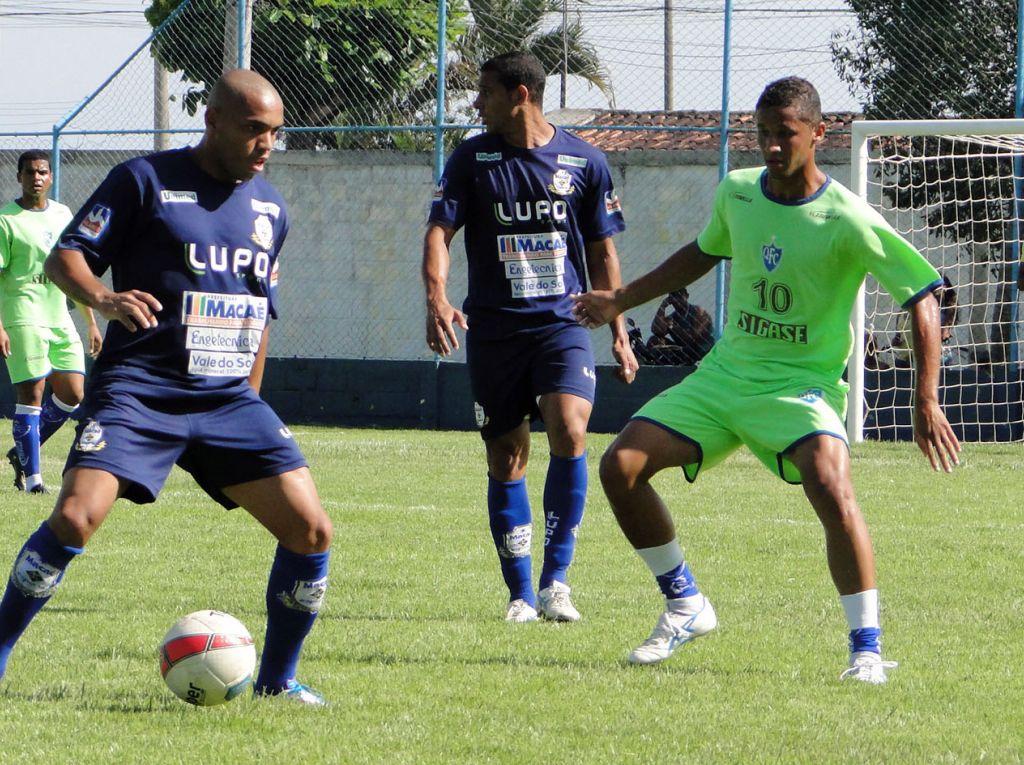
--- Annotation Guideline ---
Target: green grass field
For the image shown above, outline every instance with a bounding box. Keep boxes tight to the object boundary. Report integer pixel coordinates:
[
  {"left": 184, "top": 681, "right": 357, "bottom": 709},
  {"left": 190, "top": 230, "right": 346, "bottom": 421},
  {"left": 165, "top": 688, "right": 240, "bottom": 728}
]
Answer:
[{"left": 0, "top": 427, "right": 1021, "bottom": 764}]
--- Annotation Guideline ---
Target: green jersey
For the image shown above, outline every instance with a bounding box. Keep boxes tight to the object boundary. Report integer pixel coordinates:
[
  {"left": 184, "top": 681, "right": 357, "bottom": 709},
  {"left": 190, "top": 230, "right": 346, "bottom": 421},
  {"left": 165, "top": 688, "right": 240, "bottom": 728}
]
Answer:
[
  {"left": 696, "top": 167, "right": 940, "bottom": 385},
  {"left": 0, "top": 199, "right": 74, "bottom": 329}
]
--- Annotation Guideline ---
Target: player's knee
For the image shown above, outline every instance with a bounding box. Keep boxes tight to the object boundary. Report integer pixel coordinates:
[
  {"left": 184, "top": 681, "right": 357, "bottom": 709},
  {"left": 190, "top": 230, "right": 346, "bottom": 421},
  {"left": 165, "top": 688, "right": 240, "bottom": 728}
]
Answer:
[
  {"left": 48, "top": 501, "right": 102, "bottom": 548},
  {"left": 599, "top": 446, "right": 635, "bottom": 496},
  {"left": 283, "top": 511, "right": 332, "bottom": 555}
]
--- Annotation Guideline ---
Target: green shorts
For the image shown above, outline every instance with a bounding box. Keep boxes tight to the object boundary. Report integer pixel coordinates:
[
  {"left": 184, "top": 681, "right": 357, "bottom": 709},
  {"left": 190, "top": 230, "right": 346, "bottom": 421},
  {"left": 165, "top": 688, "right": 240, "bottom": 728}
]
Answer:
[
  {"left": 3, "top": 323, "right": 85, "bottom": 384},
  {"left": 633, "top": 363, "right": 848, "bottom": 484}
]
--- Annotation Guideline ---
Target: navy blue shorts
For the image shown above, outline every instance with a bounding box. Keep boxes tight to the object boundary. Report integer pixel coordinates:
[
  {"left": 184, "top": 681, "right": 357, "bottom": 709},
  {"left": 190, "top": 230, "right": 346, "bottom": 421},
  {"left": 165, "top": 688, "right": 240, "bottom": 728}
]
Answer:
[
  {"left": 65, "top": 383, "right": 307, "bottom": 508},
  {"left": 467, "top": 323, "right": 596, "bottom": 440}
]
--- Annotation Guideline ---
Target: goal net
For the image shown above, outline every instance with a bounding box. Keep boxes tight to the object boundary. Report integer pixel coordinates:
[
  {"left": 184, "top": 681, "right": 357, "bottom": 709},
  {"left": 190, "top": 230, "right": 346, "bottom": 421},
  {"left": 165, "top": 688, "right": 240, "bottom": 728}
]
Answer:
[{"left": 849, "top": 119, "right": 1024, "bottom": 443}]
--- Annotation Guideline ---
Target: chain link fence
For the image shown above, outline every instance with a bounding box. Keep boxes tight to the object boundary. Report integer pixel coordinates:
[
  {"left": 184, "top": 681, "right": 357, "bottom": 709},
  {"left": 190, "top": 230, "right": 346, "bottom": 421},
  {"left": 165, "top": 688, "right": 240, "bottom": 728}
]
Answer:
[{"left": 1, "top": 0, "right": 1020, "bottom": 369}]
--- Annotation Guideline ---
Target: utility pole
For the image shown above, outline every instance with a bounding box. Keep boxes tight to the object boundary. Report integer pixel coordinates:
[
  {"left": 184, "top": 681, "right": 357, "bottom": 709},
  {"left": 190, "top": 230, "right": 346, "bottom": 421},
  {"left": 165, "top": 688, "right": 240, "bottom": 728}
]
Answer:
[
  {"left": 664, "top": 0, "right": 674, "bottom": 110},
  {"left": 222, "top": 0, "right": 252, "bottom": 72},
  {"left": 561, "top": 0, "right": 569, "bottom": 108},
  {"left": 154, "top": 58, "right": 170, "bottom": 151}
]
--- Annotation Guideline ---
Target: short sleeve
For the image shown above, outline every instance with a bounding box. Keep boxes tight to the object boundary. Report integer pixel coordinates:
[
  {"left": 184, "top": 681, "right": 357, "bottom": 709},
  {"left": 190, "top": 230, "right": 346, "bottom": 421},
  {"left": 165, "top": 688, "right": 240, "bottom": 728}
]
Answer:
[
  {"left": 579, "top": 154, "right": 625, "bottom": 241},
  {"left": 58, "top": 163, "right": 143, "bottom": 277},
  {"left": 850, "top": 206, "right": 940, "bottom": 306},
  {"left": 696, "top": 180, "right": 733, "bottom": 259},
  {"left": 427, "top": 144, "right": 473, "bottom": 231}
]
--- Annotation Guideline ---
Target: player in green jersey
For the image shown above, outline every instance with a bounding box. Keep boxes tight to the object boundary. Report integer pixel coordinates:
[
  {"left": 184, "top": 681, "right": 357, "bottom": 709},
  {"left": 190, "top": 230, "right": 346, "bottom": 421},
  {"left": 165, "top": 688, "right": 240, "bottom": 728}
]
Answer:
[
  {"left": 0, "top": 151, "right": 102, "bottom": 493},
  {"left": 572, "top": 77, "right": 961, "bottom": 684}
]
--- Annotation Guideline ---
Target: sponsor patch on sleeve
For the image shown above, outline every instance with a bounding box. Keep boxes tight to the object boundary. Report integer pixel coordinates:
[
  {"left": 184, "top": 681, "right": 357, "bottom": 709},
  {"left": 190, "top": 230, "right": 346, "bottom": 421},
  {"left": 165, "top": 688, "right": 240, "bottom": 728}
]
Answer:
[
  {"left": 77, "top": 204, "right": 112, "bottom": 241},
  {"left": 604, "top": 190, "right": 622, "bottom": 215}
]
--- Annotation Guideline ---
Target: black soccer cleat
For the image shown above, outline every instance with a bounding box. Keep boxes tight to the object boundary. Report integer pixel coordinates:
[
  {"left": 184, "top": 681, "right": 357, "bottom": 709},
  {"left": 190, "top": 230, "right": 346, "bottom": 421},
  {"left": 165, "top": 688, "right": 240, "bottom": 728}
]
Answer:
[{"left": 6, "top": 447, "right": 25, "bottom": 492}]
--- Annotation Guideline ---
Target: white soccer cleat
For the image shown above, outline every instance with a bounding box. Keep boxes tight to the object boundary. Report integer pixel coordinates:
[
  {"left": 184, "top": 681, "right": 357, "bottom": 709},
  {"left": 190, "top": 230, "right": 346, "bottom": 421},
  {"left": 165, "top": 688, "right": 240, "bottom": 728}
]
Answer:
[
  {"left": 839, "top": 651, "right": 898, "bottom": 684},
  {"left": 505, "top": 598, "right": 539, "bottom": 623},
  {"left": 628, "top": 595, "right": 717, "bottom": 665},
  {"left": 537, "top": 581, "right": 581, "bottom": 622}
]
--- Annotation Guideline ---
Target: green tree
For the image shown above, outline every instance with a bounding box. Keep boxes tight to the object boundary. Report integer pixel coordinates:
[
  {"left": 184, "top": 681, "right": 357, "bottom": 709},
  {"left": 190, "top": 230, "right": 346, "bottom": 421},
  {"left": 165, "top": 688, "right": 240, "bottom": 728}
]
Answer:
[
  {"left": 146, "top": 0, "right": 463, "bottom": 149},
  {"left": 448, "top": 0, "right": 612, "bottom": 107},
  {"left": 831, "top": 0, "right": 1020, "bottom": 363}
]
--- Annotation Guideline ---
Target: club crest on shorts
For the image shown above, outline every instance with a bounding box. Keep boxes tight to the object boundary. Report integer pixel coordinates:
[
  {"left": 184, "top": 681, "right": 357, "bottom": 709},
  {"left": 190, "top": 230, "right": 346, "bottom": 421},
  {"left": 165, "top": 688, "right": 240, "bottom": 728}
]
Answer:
[
  {"left": 799, "top": 388, "right": 824, "bottom": 403},
  {"left": 474, "top": 402, "right": 488, "bottom": 429},
  {"left": 75, "top": 420, "right": 107, "bottom": 452},
  {"left": 762, "top": 239, "right": 783, "bottom": 272}
]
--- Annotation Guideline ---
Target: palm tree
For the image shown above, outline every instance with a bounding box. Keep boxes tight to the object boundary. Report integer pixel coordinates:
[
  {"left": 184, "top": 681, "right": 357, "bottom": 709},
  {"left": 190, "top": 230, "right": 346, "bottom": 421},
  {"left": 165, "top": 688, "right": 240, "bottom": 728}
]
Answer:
[{"left": 447, "top": 0, "right": 614, "bottom": 115}]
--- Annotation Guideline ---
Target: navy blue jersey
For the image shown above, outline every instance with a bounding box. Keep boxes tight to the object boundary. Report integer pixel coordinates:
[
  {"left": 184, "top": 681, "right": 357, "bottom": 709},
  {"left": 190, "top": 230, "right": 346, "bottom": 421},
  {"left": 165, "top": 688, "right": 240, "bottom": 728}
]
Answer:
[
  {"left": 429, "top": 127, "right": 624, "bottom": 338},
  {"left": 59, "top": 148, "right": 286, "bottom": 394}
]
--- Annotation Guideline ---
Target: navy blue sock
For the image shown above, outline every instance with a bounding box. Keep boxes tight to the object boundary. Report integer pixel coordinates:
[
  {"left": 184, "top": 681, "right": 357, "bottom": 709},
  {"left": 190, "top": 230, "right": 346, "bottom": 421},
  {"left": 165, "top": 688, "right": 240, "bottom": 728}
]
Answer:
[
  {"left": 656, "top": 562, "right": 700, "bottom": 600},
  {"left": 487, "top": 476, "right": 534, "bottom": 605},
  {"left": 254, "top": 545, "right": 330, "bottom": 693},
  {"left": 12, "top": 406, "right": 41, "bottom": 480},
  {"left": 539, "top": 453, "right": 587, "bottom": 590},
  {"left": 39, "top": 395, "right": 76, "bottom": 446},
  {"left": 0, "top": 523, "right": 83, "bottom": 680},
  {"left": 849, "top": 627, "right": 882, "bottom": 654}
]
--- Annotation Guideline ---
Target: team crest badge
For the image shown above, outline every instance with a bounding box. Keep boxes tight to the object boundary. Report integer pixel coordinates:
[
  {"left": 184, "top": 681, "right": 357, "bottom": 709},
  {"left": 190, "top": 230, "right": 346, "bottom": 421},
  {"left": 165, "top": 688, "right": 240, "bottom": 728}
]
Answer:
[
  {"left": 77, "top": 204, "right": 112, "bottom": 241},
  {"left": 251, "top": 215, "right": 274, "bottom": 250},
  {"left": 762, "top": 240, "right": 782, "bottom": 272},
  {"left": 75, "top": 420, "right": 107, "bottom": 452},
  {"left": 548, "top": 169, "right": 576, "bottom": 196}
]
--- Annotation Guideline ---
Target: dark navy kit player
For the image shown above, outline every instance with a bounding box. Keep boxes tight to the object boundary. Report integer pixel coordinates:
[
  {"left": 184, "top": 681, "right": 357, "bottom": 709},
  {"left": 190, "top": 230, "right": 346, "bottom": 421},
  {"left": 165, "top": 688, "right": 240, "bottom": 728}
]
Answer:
[
  {"left": 0, "top": 69, "right": 332, "bottom": 704},
  {"left": 423, "top": 51, "right": 638, "bottom": 622}
]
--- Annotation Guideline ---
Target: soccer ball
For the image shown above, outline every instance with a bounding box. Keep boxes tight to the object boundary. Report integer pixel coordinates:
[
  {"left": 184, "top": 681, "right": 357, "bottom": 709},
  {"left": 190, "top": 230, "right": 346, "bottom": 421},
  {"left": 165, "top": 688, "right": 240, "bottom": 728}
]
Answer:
[{"left": 160, "top": 610, "right": 257, "bottom": 706}]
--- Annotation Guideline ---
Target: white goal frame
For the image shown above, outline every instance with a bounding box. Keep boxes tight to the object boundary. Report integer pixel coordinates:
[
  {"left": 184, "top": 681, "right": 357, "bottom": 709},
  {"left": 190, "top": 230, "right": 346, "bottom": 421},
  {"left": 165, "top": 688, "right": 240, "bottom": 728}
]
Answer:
[{"left": 849, "top": 118, "right": 1024, "bottom": 442}]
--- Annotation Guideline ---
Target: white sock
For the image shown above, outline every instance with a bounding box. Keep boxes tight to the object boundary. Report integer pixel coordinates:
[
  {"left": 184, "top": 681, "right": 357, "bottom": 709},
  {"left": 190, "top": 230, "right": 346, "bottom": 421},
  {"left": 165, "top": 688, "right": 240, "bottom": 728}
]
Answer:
[
  {"left": 635, "top": 539, "right": 684, "bottom": 576},
  {"left": 840, "top": 589, "right": 880, "bottom": 631}
]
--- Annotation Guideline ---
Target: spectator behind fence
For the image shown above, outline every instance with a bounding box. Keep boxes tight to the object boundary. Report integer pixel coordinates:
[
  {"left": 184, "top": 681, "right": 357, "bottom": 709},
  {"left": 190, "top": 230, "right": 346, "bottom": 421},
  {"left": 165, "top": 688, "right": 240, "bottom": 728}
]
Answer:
[
  {"left": 880, "top": 274, "right": 958, "bottom": 367},
  {"left": 628, "top": 288, "right": 715, "bottom": 366}
]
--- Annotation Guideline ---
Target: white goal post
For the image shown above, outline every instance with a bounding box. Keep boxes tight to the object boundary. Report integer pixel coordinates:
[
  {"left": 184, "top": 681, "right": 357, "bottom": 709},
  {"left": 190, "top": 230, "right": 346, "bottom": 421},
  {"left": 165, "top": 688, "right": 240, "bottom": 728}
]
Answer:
[{"left": 849, "top": 119, "right": 1024, "bottom": 443}]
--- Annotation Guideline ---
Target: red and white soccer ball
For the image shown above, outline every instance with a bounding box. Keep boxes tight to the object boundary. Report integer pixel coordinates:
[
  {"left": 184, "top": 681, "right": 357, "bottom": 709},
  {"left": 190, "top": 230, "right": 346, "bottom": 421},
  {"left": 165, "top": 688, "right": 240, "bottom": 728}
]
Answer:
[{"left": 160, "top": 610, "right": 257, "bottom": 706}]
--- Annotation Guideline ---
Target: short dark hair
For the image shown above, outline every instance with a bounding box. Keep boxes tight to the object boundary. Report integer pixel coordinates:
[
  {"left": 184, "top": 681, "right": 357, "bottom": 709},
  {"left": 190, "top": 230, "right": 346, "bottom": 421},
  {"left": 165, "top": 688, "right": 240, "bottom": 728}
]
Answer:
[
  {"left": 755, "top": 77, "right": 822, "bottom": 124},
  {"left": 481, "top": 51, "right": 547, "bottom": 103},
  {"left": 17, "top": 150, "right": 50, "bottom": 175}
]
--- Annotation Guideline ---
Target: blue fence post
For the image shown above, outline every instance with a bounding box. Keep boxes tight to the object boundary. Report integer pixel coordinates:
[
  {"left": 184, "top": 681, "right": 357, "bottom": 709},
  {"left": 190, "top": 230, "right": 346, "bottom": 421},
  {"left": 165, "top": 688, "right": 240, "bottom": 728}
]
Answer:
[
  {"left": 434, "top": 0, "right": 448, "bottom": 183},
  {"left": 713, "top": 0, "right": 733, "bottom": 339},
  {"left": 51, "top": 127, "right": 62, "bottom": 202}
]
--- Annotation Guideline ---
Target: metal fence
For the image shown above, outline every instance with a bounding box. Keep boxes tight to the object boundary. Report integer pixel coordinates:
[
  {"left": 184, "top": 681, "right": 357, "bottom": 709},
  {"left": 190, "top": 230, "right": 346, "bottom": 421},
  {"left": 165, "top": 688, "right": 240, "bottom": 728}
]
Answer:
[{"left": 1, "top": 0, "right": 1021, "bottom": 366}]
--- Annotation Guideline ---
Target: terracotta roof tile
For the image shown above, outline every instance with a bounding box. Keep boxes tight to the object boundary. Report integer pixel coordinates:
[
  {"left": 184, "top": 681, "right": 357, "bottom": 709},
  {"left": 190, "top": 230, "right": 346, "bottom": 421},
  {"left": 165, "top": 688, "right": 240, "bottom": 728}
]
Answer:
[{"left": 553, "top": 110, "right": 859, "bottom": 152}]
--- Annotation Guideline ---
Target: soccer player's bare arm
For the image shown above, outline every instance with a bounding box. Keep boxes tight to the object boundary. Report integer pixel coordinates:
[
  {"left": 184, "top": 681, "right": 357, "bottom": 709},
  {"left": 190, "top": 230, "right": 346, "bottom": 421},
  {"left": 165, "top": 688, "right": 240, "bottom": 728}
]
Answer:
[
  {"left": 907, "top": 293, "right": 961, "bottom": 472},
  {"left": 584, "top": 237, "right": 638, "bottom": 383},
  {"left": 45, "top": 248, "right": 162, "bottom": 332},
  {"left": 574, "top": 240, "right": 719, "bottom": 327},
  {"left": 422, "top": 223, "right": 467, "bottom": 355}
]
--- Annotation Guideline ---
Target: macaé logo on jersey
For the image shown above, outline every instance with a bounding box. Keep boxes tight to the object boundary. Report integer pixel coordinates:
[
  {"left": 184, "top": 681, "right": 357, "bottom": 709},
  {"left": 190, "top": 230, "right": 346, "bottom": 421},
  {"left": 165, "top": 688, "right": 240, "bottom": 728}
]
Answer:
[
  {"left": 548, "top": 169, "right": 576, "bottom": 196},
  {"left": 183, "top": 291, "right": 267, "bottom": 329},
  {"left": 186, "top": 243, "right": 271, "bottom": 279},
  {"left": 77, "top": 204, "right": 112, "bottom": 241},
  {"left": 736, "top": 311, "right": 807, "bottom": 344},
  {"left": 494, "top": 200, "right": 568, "bottom": 226},
  {"left": 497, "top": 232, "right": 567, "bottom": 261},
  {"left": 762, "top": 240, "right": 782, "bottom": 272}
]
